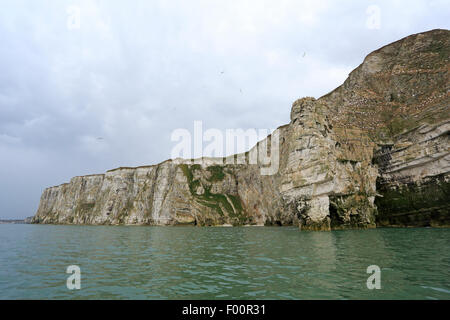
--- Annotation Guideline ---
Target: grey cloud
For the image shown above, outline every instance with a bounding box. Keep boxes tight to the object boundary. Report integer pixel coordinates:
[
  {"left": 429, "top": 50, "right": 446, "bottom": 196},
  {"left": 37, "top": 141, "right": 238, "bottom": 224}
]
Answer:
[{"left": 0, "top": 0, "right": 449, "bottom": 218}]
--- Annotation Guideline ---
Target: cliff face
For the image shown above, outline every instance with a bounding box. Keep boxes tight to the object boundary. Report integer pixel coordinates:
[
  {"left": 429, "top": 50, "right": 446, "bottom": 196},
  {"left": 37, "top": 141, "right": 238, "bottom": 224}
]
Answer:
[
  {"left": 33, "top": 29, "right": 449, "bottom": 229},
  {"left": 373, "top": 120, "right": 449, "bottom": 227},
  {"left": 33, "top": 97, "right": 378, "bottom": 230},
  {"left": 321, "top": 29, "right": 449, "bottom": 227}
]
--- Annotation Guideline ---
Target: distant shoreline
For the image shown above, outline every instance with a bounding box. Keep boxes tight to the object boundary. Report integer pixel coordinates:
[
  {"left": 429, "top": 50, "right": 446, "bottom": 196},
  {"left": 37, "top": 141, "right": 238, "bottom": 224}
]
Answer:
[{"left": 0, "top": 218, "right": 32, "bottom": 224}]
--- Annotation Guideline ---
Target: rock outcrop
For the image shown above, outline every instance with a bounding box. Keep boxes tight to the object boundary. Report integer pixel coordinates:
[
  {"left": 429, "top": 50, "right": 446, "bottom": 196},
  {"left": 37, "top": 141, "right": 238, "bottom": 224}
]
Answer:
[
  {"left": 321, "top": 29, "right": 449, "bottom": 227},
  {"left": 373, "top": 120, "right": 449, "bottom": 227},
  {"left": 33, "top": 29, "right": 449, "bottom": 230},
  {"left": 279, "top": 98, "right": 377, "bottom": 230}
]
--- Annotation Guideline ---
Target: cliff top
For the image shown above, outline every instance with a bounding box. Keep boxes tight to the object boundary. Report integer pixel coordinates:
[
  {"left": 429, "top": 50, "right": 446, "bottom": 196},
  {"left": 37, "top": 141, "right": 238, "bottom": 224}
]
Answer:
[
  {"left": 319, "top": 28, "right": 449, "bottom": 142},
  {"left": 44, "top": 29, "right": 449, "bottom": 190}
]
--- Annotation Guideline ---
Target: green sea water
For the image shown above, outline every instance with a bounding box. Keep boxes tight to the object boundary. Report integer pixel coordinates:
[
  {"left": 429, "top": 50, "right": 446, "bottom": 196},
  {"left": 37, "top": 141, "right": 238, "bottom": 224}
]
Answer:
[{"left": 0, "top": 224, "right": 449, "bottom": 299}]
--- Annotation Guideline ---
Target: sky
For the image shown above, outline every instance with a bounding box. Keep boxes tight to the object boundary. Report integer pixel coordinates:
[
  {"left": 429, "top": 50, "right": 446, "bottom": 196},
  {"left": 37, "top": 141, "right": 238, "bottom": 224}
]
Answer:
[{"left": 0, "top": 0, "right": 449, "bottom": 219}]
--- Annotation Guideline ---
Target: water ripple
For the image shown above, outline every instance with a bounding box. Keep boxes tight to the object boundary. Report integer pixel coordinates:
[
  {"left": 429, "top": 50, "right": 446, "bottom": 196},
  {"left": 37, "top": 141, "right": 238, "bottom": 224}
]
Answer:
[{"left": 0, "top": 225, "right": 449, "bottom": 299}]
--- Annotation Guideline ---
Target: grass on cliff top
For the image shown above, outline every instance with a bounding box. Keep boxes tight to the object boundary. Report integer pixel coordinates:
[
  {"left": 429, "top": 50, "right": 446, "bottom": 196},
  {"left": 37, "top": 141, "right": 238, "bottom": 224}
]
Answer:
[
  {"left": 429, "top": 41, "right": 450, "bottom": 61},
  {"left": 206, "top": 165, "right": 225, "bottom": 182},
  {"left": 386, "top": 116, "right": 418, "bottom": 137},
  {"left": 371, "top": 110, "right": 420, "bottom": 141}
]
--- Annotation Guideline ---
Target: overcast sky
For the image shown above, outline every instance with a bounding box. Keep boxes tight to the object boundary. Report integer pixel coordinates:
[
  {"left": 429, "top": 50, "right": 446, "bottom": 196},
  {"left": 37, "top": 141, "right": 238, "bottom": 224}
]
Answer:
[{"left": 0, "top": 0, "right": 448, "bottom": 219}]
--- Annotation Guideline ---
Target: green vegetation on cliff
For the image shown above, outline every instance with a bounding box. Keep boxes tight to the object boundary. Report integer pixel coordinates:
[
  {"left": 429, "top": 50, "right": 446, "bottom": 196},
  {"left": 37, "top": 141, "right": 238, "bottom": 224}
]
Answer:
[{"left": 179, "top": 164, "right": 247, "bottom": 225}]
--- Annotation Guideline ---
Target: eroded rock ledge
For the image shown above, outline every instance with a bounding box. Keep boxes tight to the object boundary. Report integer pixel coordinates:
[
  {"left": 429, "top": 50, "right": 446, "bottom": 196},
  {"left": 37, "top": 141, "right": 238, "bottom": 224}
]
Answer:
[{"left": 32, "top": 29, "right": 449, "bottom": 230}]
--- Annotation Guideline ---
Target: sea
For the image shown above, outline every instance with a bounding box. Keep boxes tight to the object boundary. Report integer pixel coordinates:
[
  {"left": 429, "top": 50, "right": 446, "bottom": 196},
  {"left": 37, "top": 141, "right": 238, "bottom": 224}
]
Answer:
[{"left": 0, "top": 224, "right": 449, "bottom": 299}]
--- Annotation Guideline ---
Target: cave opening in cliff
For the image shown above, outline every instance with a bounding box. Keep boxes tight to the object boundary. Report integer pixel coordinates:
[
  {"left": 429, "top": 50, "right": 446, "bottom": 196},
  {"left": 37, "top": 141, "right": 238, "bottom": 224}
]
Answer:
[{"left": 329, "top": 199, "right": 341, "bottom": 229}]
